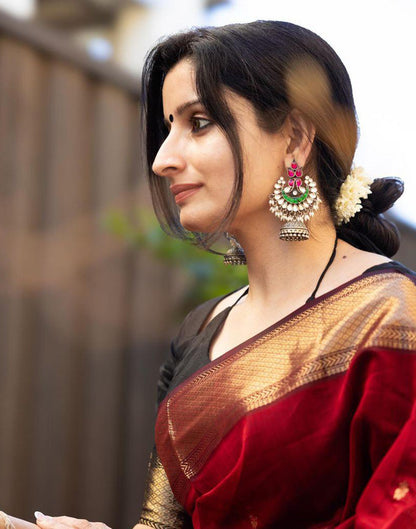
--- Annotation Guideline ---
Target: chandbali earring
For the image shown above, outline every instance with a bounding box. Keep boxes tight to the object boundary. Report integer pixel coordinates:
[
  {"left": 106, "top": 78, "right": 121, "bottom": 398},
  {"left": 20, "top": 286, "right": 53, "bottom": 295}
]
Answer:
[
  {"left": 223, "top": 233, "right": 247, "bottom": 265},
  {"left": 269, "top": 159, "right": 321, "bottom": 241}
]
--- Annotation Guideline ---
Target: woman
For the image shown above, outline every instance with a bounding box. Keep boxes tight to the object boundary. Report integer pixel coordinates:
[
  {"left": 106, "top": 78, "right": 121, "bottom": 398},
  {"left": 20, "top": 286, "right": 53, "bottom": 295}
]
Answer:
[
  {"left": 136, "top": 20, "right": 416, "bottom": 529},
  {"left": 3, "top": 19, "right": 416, "bottom": 529},
  {"left": 136, "top": 22, "right": 416, "bottom": 529}
]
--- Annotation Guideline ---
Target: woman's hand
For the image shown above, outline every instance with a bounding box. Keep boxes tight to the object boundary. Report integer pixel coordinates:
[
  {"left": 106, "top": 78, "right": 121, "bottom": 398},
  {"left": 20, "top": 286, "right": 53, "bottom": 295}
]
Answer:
[{"left": 34, "top": 513, "right": 110, "bottom": 529}]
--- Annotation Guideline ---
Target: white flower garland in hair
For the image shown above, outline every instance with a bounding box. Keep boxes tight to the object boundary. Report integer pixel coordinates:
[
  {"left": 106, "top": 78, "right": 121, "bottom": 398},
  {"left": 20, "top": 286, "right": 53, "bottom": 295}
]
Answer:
[{"left": 335, "top": 166, "right": 373, "bottom": 225}]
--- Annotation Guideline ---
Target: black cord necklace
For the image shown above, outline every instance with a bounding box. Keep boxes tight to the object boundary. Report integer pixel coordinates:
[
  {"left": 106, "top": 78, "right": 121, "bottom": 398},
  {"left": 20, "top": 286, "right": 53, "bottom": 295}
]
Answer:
[
  {"left": 231, "top": 235, "right": 339, "bottom": 309},
  {"left": 306, "top": 235, "right": 338, "bottom": 303}
]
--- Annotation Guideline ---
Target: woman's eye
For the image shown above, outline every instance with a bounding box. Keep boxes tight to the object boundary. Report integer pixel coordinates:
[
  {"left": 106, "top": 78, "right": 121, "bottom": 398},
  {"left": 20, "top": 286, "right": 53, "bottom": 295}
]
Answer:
[{"left": 191, "top": 117, "right": 211, "bottom": 133}]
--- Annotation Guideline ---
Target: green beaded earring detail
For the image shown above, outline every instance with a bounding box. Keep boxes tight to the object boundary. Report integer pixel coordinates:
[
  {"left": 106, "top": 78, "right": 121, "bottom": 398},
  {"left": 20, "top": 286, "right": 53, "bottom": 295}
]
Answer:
[{"left": 269, "top": 160, "right": 321, "bottom": 241}]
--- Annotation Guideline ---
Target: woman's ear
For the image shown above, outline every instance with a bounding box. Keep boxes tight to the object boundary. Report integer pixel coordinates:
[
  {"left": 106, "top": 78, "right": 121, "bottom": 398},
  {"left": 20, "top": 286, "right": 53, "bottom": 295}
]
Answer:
[{"left": 285, "top": 109, "right": 316, "bottom": 166}]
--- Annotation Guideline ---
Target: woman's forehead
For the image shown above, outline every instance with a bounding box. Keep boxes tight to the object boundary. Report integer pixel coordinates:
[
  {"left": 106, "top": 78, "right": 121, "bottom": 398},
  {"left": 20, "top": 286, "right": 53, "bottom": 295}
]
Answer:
[{"left": 162, "top": 59, "right": 197, "bottom": 109}]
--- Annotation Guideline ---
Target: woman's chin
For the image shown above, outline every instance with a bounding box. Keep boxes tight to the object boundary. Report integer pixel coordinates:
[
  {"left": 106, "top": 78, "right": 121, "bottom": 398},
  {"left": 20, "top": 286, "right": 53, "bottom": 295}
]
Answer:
[{"left": 180, "top": 211, "right": 221, "bottom": 234}]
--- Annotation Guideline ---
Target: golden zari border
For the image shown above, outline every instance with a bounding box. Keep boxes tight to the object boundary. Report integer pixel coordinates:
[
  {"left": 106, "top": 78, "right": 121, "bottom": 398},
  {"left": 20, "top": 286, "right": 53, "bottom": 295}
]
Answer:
[
  {"left": 139, "top": 450, "right": 192, "bottom": 529},
  {"left": 158, "top": 272, "right": 416, "bottom": 482}
]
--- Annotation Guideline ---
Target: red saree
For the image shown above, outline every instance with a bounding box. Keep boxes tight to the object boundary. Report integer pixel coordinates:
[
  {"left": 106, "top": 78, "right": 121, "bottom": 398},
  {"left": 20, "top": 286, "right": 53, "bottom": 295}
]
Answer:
[{"left": 140, "top": 269, "right": 416, "bottom": 528}]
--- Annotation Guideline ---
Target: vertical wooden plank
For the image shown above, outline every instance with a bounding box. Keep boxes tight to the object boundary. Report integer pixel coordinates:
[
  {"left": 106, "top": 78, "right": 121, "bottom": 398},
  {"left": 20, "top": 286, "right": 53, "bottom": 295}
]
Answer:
[
  {"left": 0, "top": 40, "right": 15, "bottom": 510},
  {"left": 75, "top": 84, "right": 133, "bottom": 525},
  {"left": 0, "top": 37, "right": 47, "bottom": 517},
  {"left": 30, "top": 59, "right": 94, "bottom": 516}
]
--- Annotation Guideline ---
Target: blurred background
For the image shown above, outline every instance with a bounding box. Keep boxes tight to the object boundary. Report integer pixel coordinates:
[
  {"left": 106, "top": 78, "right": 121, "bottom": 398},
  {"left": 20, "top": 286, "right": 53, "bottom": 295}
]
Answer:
[{"left": 0, "top": 0, "right": 415, "bottom": 528}]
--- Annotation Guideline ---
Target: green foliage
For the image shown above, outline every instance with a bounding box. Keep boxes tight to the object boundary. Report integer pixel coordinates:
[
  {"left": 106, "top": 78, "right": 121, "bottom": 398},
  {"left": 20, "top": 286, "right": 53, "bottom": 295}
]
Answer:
[{"left": 103, "top": 209, "right": 248, "bottom": 311}]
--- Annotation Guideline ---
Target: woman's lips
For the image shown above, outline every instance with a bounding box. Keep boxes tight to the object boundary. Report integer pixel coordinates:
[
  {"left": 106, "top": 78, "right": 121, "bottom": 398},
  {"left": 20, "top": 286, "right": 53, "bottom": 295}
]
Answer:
[{"left": 170, "top": 183, "right": 202, "bottom": 205}]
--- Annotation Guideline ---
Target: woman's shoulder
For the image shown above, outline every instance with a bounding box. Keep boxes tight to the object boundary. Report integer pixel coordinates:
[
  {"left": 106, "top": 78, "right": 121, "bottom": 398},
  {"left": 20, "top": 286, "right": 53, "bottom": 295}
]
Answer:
[
  {"left": 363, "top": 259, "right": 416, "bottom": 279},
  {"left": 335, "top": 240, "right": 415, "bottom": 282},
  {"left": 357, "top": 260, "right": 416, "bottom": 342},
  {"left": 342, "top": 260, "right": 416, "bottom": 362},
  {"left": 359, "top": 260, "right": 416, "bottom": 309}
]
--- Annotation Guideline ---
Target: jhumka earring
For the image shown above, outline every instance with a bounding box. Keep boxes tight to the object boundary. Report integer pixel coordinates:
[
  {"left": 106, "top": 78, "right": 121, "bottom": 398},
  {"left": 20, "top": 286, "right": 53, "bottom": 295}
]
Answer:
[
  {"left": 223, "top": 233, "right": 247, "bottom": 265},
  {"left": 269, "top": 159, "right": 321, "bottom": 241}
]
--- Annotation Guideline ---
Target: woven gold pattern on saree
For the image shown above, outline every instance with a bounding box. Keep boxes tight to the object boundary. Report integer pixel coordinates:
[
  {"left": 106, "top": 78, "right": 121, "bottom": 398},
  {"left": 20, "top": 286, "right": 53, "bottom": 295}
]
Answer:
[
  {"left": 159, "top": 272, "right": 416, "bottom": 481},
  {"left": 139, "top": 450, "right": 192, "bottom": 529}
]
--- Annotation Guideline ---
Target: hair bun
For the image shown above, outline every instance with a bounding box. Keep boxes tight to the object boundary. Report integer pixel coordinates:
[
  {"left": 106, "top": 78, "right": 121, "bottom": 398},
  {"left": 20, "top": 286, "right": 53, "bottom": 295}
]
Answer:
[
  {"left": 337, "top": 176, "right": 404, "bottom": 257},
  {"left": 366, "top": 176, "right": 404, "bottom": 215}
]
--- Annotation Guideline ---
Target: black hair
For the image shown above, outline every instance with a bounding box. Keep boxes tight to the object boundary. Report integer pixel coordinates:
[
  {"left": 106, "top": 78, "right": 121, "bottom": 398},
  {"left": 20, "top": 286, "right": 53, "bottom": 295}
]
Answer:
[{"left": 141, "top": 20, "right": 403, "bottom": 257}]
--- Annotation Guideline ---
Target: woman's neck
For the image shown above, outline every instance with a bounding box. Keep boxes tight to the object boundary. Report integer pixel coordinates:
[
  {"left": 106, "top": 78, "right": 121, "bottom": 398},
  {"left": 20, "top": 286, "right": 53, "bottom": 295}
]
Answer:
[{"left": 231, "top": 211, "right": 338, "bottom": 308}]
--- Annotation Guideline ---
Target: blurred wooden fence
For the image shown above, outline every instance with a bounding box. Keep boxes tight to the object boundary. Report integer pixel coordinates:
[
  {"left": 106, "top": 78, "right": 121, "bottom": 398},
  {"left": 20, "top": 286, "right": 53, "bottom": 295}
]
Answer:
[{"left": 0, "top": 9, "right": 185, "bottom": 529}]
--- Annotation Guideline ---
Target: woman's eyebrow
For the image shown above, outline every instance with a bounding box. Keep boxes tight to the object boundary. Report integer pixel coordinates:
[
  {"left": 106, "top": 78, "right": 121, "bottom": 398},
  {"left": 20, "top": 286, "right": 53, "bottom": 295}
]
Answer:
[
  {"left": 176, "top": 99, "right": 202, "bottom": 115},
  {"left": 163, "top": 99, "right": 202, "bottom": 125}
]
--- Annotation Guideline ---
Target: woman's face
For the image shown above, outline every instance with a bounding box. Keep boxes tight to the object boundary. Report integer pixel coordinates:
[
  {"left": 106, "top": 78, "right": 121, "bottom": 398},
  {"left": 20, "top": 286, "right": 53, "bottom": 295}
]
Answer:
[{"left": 152, "top": 59, "right": 288, "bottom": 234}]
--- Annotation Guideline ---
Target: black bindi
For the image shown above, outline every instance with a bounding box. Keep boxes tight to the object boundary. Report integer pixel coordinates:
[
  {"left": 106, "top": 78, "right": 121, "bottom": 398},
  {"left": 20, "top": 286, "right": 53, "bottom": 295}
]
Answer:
[{"left": 169, "top": 114, "right": 174, "bottom": 123}]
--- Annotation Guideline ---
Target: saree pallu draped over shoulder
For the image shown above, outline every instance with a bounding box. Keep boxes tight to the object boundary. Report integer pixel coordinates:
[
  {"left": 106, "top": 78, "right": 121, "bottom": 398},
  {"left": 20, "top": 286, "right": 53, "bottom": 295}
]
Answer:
[{"left": 141, "top": 270, "right": 416, "bottom": 529}]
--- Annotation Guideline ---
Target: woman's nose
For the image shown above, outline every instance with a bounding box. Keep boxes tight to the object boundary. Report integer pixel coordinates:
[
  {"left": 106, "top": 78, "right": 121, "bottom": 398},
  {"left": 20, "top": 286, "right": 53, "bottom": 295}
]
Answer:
[{"left": 152, "top": 135, "right": 186, "bottom": 178}]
